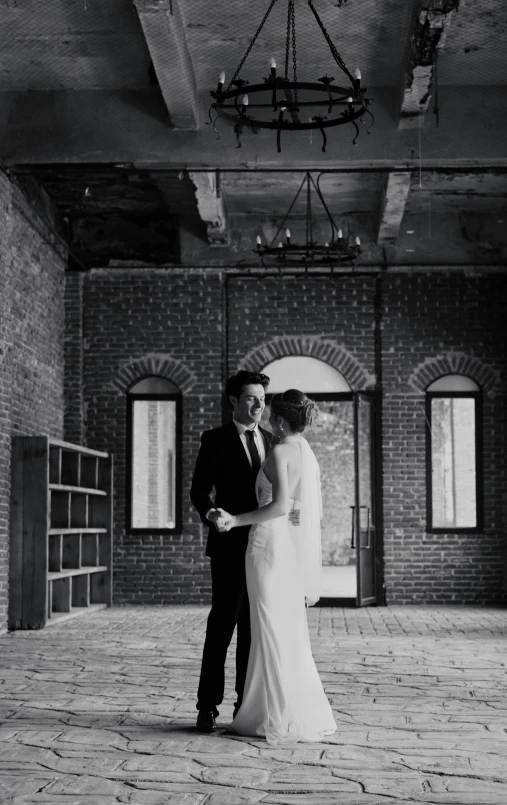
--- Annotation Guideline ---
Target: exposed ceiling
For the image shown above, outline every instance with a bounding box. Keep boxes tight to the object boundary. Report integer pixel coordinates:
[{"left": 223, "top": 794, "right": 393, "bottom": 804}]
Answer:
[{"left": 1, "top": 0, "right": 507, "bottom": 267}]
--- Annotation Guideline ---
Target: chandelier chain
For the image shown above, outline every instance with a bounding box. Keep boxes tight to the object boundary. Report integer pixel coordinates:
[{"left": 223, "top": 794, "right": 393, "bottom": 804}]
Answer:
[
  {"left": 315, "top": 173, "right": 339, "bottom": 241},
  {"left": 267, "top": 172, "right": 307, "bottom": 248},
  {"left": 307, "top": 0, "right": 355, "bottom": 84},
  {"left": 291, "top": 2, "right": 298, "bottom": 104},
  {"left": 284, "top": 1, "right": 292, "bottom": 81},
  {"left": 228, "top": 0, "right": 278, "bottom": 91}
]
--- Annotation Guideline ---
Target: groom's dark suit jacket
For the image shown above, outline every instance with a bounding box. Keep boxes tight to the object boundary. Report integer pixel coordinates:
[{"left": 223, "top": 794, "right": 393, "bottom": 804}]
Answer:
[{"left": 190, "top": 421, "right": 272, "bottom": 560}]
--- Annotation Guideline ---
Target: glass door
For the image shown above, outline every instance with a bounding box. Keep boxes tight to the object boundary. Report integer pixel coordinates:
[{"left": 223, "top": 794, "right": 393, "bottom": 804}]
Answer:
[
  {"left": 262, "top": 393, "right": 357, "bottom": 600},
  {"left": 354, "top": 393, "right": 376, "bottom": 605},
  {"left": 260, "top": 390, "right": 378, "bottom": 605}
]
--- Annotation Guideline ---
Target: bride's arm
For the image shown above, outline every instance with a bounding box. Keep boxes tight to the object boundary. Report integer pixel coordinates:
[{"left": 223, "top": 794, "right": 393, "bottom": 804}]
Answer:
[{"left": 231, "top": 445, "right": 290, "bottom": 528}]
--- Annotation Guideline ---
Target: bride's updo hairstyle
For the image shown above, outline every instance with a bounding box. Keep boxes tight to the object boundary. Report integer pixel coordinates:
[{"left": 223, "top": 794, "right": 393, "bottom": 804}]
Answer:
[{"left": 271, "top": 389, "right": 318, "bottom": 433}]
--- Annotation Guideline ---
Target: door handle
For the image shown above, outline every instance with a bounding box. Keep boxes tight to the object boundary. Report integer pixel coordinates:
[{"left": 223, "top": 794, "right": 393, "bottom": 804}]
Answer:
[
  {"left": 358, "top": 505, "right": 371, "bottom": 549},
  {"left": 350, "top": 505, "right": 355, "bottom": 549},
  {"left": 364, "top": 506, "right": 371, "bottom": 549}
]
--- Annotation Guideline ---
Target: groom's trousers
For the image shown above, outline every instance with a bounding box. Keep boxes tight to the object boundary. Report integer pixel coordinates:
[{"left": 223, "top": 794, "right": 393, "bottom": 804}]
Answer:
[{"left": 196, "top": 554, "right": 251, "bottom": 716}]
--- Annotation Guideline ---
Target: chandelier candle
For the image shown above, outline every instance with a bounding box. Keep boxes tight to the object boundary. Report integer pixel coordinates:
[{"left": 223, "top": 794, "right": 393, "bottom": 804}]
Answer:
[
  {"left": 217, "top": 71, "right": 225, "bottom": 94},
  {"left": 270, "top": 57, "right": 277, "bottom": 78},
  {"left": 286, "top": 229, "right": 291, "bottom": 245}
]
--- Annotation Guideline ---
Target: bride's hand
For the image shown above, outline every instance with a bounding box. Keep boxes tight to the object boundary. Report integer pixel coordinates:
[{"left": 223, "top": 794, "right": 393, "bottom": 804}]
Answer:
[{"left": 216, "top": 512, "right": 237, "bottom": 532}]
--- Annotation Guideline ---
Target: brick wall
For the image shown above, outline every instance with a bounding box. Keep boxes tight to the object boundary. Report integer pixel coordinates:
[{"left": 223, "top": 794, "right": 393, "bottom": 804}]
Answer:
[
  {"left": 382, "top": 272, "right": 507, "bottom": 604},
  {"left": 64, "top": 272, "right": 84, "bottom": 444},
  {"left": 0, "top": 171, "right": 66, "bottom": 633},
  {"left": 227, "top": 276, "right": 377, "bottom": 384},
  {"left": 81, "top": 269, "right": 223, "bottom": 604},
  {"left": 78, "top": 268, "right": 507, "bottom": 606}
]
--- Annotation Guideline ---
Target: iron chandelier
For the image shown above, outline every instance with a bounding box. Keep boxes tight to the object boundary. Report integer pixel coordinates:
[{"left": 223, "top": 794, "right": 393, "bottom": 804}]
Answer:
[
  {"left": 208, "top": 0, "right": 373, "bottom": 152},
  {"left": 255, "top": 172, "right": 362, "bottom": 269}
]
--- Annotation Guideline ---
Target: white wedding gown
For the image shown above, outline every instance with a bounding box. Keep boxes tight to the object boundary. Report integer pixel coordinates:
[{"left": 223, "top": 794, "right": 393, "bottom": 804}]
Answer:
[{"left": 231, "top": 442, "right": 337, "bottom": 744}]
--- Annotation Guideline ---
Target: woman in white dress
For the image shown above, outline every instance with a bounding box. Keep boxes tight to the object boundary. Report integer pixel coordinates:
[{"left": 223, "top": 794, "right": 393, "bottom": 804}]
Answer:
[{"left": 220, "top": 389, "right": 337, "bottom": 745}]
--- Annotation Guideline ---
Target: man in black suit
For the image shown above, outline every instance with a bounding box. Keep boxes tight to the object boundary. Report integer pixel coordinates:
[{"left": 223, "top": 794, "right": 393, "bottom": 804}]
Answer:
[{"left": 190, "top": 370, "right": 271, "bottom": 732}]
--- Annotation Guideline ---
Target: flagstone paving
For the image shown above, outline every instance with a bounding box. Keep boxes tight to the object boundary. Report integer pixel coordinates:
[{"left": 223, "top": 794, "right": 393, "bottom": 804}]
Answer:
[{"left": 1, "top": 606, "right": 506, "bottom": 804}]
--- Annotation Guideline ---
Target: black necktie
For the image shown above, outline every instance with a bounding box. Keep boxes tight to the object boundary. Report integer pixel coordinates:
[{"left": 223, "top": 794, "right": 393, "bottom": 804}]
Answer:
[{"left": 245, "top": 429, "right": 261, "bottom": 476}]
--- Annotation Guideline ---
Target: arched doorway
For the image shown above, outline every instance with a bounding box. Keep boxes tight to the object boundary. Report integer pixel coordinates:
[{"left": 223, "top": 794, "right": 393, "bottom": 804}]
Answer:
[{"left": 260, "top": 357, "right": 376, "bottom": 605}]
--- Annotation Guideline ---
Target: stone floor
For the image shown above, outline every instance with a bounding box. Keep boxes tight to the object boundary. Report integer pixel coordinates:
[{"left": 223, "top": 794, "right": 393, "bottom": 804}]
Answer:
[{"left": 1, "top": 606, "right": 507, "bottom": 805}]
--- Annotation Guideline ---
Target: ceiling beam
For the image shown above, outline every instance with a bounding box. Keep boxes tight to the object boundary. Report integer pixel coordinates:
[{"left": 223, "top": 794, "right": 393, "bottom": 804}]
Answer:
[
  {"left": 3, "top": 86, "right": 507, "bottom": 167},
  {"left": 399, "top": 0, "right": 459, "bottom": 129},
  {"left": 189, "top": 171, "right": 228, "bottom": 246},
  {"left": 377, "top": 171, "right": 412, "bottom": 245},
  {"left": 133, "top": 0, "right": 199, "bottom": 130}
]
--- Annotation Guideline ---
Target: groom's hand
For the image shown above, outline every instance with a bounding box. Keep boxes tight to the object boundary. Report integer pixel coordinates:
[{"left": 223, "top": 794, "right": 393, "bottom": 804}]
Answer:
[
  {"left": 208, "top": 508, "right": 232, "bottom": 532},
  {"left": 208, "top": 507, "right": 227, "bottom": 525}
]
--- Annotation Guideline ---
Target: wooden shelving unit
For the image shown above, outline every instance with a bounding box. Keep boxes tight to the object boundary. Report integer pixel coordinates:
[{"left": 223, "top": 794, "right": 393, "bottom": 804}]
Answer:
[{"left": 9, "top": 437, "right": 113, "bottom": 630}]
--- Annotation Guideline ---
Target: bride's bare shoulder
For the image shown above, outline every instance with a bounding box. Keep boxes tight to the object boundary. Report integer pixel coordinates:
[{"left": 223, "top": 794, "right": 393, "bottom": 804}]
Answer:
[
  {"left": 269, "top": 442, "right": 301, "bottom": 464},
  {"left": 267, "top": 442, "right": 293, "bottom": 462}
]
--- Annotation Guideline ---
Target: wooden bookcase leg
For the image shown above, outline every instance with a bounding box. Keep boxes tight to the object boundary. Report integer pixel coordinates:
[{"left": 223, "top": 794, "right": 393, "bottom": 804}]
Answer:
[
  {"left": 47, "top": 581, "right": 53, "bottom": 619},
  {"left": 9, "top": 438, "right": 25, "bottom": 630},
  {"left": 22, "top": 437, "right": 50, "bottom": 629}
]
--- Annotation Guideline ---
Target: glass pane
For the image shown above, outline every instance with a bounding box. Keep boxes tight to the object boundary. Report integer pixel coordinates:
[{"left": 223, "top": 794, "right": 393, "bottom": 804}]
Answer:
[
  {"left": 427, "top": 375, "right": 479, "bottom": 392},
  {"left": 132, "top": 400, "right": 177, "bottom": 528},
  {"left": 262, "top": 356, "right": 350, "bottom": 392},
  {"left": 308, "top": 401, "right": 355, "bottom": 571},
  {"left": 356, "top": 395, "right": 375, "bottom": 605},
  {"left": 130, "top": 377, "right": 179, "bottom": 393},
  {"left": 431, "top": 397, "right": 477, "bottom": 528},
  {"left": 358, "top": 396, "right": 374, "bottom": 535}
]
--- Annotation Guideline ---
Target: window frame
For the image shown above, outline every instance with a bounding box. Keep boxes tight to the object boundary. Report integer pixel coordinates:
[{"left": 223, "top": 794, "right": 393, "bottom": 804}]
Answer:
[
  {"left": 425, "top": 389, "right": 483, "bottom": 534},
  {"left": 126, "top": 388, "right": 182, "bottom": 535}
]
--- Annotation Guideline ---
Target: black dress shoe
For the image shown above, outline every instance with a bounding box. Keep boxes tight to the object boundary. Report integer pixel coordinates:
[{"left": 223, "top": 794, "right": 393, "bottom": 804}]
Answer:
[{"left": 196, "top": 710, "right": 216, "bottom": 733}]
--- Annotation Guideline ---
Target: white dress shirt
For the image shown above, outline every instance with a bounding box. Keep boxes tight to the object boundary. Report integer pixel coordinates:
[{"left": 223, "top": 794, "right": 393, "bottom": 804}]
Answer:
[{"left": 233, "top": 418, "right": 267, "bottom": 467}]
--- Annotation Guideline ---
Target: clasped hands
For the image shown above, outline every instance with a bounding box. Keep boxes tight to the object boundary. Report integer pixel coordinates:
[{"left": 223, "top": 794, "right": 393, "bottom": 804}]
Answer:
[
  {"left": 208, "top": 506, "right": 300, "bottom": 533},
  {"left": 208, "top": 508, "right": 235, "bottom": 533}
]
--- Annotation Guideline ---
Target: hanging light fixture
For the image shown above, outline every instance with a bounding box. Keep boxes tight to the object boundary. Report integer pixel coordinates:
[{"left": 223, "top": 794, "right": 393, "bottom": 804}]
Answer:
[
  {"left": 208, "top": 0, "right": 373, "bottom": 152},
  {"left": 255, "top": 172, "right": 362, "bottom": 269}
]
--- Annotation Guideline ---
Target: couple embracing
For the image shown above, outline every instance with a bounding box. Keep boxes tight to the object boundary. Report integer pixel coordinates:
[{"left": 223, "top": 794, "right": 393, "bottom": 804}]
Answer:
[{"left": 190, "top": 370, "right": 336, "bottom": 745}]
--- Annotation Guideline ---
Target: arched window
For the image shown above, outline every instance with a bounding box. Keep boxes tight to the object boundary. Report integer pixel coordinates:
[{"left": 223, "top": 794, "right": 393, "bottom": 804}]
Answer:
[
  {"left": 426, "top": 374, "right": 482, "bottom": 532},
  {"left": 127, "top": 376, "right": 181, "bottom": 533},
  {"left": 261, "top": 356, "right": 350, "bottom": 393}
]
